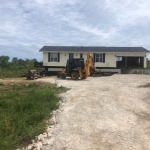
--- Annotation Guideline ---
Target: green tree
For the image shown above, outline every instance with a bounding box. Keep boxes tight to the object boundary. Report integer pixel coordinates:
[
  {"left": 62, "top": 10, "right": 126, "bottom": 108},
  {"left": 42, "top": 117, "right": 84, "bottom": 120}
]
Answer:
[
  {"left": 0, "top": 55, "right": 10, "bottom": 68},
  {"left": 0, "top": 56, "right": 41, "bottom": 78},
  {"left": 11, "top": 57, "right": 18, "bottom": 64},
  {"left": 18, "top": 59, "right": 25, "bottom": 65}
]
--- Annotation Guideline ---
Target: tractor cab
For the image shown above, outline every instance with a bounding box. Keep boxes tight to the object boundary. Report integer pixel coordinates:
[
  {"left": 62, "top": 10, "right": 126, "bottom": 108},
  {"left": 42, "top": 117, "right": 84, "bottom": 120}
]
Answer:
[{"left": 66, "top": 58, "right": 85, "bottom": 75}]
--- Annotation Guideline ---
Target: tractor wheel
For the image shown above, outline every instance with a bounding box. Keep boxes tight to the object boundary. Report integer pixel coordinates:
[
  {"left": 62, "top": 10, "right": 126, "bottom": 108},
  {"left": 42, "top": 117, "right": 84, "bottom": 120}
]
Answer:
[
  {"left": 57, "top": 72, "right": 60, "bottom": 78},
  {"left": 71, "top": 72, "right": 79, "bottom": 80},
  {"left": 61, "top": 73, "right": 66, "bottom": 79}
]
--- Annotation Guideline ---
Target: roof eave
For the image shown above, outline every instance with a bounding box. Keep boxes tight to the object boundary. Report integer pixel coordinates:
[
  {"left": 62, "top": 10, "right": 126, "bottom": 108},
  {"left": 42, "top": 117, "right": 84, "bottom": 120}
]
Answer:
[{"left": 39, "top": 50, "right": 149, "bottom": 53}]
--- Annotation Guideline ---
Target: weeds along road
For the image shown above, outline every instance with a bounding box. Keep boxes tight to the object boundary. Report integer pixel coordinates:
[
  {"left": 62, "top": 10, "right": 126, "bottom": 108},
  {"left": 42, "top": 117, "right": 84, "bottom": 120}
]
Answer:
[{"left": 39, "top": 75, "right": 150, "bottom": 150}]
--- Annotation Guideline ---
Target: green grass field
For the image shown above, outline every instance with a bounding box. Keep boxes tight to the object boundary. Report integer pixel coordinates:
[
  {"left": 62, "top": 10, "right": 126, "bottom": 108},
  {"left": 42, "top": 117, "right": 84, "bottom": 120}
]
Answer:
[
  {"left": 0, "top": 82, "right": 67, "bottom": 150},
  {"left": 0, "top": 68, "right": 28, "bottom": 78}
]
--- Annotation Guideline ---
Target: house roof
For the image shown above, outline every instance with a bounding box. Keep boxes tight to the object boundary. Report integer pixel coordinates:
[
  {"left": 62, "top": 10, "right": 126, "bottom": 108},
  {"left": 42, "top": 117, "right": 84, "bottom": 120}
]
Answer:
[{"left": 39, "top": 46, "right": 150, "bottom": 53}]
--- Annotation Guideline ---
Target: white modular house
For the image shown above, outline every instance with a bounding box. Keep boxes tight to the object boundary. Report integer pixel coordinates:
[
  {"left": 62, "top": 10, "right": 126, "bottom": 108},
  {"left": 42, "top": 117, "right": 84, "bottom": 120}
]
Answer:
[{"left": 39, "top": 46, "right": 149, "bottom": 74}]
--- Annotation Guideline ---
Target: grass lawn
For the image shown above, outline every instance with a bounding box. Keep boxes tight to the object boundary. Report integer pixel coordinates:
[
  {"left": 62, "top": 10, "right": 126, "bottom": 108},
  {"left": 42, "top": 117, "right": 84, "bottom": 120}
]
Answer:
[{"left": 0, "top": 81, "right": 67, "bottom": 150}]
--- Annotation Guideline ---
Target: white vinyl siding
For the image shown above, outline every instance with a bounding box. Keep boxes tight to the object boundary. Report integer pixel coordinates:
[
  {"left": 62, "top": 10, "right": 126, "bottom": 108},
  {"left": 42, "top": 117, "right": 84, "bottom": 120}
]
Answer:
[{"left": 43, "top": 52, "right": 147, "bottom": 68}]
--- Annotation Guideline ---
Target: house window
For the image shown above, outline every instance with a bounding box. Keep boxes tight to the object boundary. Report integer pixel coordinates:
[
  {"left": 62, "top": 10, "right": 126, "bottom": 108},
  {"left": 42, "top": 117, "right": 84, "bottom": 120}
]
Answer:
[
  {"left": 80, "top": 53, "right": 83, "bottom": 58},
  {"left": 95, "top": 53, "right": 103, "bottom": 62},
  {"left": 69, "top": 53, "right": 74, "bottom": 59},
  {"left": 48, "top": 53, "right": 59, "bottom": 62}
]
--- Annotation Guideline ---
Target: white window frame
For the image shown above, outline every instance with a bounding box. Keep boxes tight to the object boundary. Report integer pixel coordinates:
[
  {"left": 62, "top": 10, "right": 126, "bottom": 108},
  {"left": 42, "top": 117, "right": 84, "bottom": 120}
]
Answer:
[
  {"left": 95, "top": 53, "right": 103, "bottom": 62},
  {"left": 50, "top": 53, "right": 58, "bottom": 62}
]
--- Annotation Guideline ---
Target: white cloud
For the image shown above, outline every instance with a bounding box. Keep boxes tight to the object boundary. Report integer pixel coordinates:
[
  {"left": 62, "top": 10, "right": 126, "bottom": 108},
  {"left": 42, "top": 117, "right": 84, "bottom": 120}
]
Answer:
[
  {"left": 0, "top": 0, "right": 150, "bottom": 60},
  {"left": 62, "top": 16, "right": 117, "bottom": 39},
  {"left": 105, "top": 0, "right": 150, "bottom": 26}
]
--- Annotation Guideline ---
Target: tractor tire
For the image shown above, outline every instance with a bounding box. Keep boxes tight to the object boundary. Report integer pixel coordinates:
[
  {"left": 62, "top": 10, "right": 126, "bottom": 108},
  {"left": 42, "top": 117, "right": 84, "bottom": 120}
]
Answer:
[
  {"left": 57, "top": 72, "right": 60, "bottom": 78},
  {"left": 71, "top": 72, "right": 79, "bottom": 80},
  {"left": 61, "top": 73, "right": 66, "bottom": 79}
]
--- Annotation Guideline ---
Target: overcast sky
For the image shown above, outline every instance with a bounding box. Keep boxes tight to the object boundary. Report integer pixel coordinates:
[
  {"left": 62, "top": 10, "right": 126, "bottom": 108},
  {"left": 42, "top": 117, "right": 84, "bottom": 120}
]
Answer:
[{"left": 0, "top": 0, "right": 150, "bottom": 61}]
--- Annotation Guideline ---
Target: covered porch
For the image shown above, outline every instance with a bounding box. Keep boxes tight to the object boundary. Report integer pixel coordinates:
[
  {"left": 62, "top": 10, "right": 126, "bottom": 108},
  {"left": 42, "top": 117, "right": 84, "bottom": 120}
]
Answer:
[{"left": 116, "top": 56, "right": 145, "bottom": 68}]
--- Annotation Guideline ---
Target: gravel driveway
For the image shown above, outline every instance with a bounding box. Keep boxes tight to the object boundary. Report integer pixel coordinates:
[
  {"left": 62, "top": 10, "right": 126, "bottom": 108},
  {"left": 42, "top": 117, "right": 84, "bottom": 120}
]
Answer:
[{"left": 39, "top": 74, "right": 150, "bottom": 150}]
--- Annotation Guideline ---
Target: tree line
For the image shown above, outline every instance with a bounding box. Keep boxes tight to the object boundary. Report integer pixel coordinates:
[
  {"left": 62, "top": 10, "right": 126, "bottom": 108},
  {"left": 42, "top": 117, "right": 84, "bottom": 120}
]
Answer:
[
  {"left": 0, "top": 55, "right": 40, "bottom": 69},
  {"left": 0, "top": 55, "right": 42, "bottom": 78}
]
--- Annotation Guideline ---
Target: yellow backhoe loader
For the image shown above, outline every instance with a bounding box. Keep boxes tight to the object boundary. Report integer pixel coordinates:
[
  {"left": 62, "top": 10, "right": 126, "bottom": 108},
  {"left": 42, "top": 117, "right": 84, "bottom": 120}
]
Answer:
[{"left": 57, "top": 53, "right": 97, "bottom": 80}]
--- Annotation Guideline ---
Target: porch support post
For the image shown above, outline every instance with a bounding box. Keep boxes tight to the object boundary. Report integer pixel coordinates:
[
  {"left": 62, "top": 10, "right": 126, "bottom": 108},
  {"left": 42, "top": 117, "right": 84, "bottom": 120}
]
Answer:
[
  {"left": 144, "top": 56, "right": 146, "bottom": 68},
  {"left": 125, "top": 57, "right": 127, "bottom": 67}
]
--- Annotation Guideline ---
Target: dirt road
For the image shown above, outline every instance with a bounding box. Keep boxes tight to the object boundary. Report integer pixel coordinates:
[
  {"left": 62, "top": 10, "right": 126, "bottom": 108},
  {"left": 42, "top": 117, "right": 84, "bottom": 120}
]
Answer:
[{"left": 38, "top": 75, "right": 150, "bottom": 150}]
